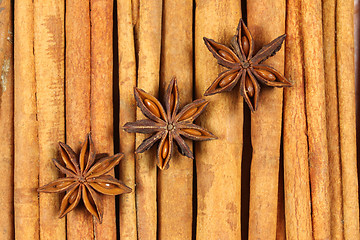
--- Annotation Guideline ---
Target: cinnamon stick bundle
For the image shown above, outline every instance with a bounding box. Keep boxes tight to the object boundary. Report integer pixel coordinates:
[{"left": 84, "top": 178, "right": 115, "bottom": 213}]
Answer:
[
  {"left": 14, "top": 1, "right": 39, "bottom": 239},
  {"left": 34, "top": 0, "right": 66, "bottom": 239},
  {"left": 322, "top": 0, "right": 344, "bottom": 238},
  {"left": 117, "top": 0, "right": 137, "bottom": 238},
  {"left": 0, "top": 0, "right": 14, "bottom": 238},
  {"left": 157, "top": 0, "right": 193, "bottom": 238},
  {"left": 301, "top": 0, "right": 331, "bottom": 238},
  {"left": 65, "top": 0, "right": 93, "bottom": 238},
  {"left": 247, "top": 1, "right": 285, "bottom": 239},
  {"left": 134, "top": 1, "right": 162, "bottom": 239},
  {"left": 90, "top": 0, "right": 116, "bottom": 238},
  {"left": 336, "top": 0, "right": 360, "bottom": 238},
  {"left": 283, "top": 0, "right": 312, "bottom": 238},
  {"left": 195, "top": 1, "right": 242, "bottom": 239}
]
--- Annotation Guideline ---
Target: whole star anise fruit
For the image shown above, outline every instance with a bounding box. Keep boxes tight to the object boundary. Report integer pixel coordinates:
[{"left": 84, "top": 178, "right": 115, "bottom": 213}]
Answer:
[
  {"left": 123, "top": 77, "right": 216, "bottom": 170},
  {"left": 203, "top": 18, "right": 292, "bottom": 111},
  {"left": 38, "top": 133, "right": 131, "bottom": 223}
]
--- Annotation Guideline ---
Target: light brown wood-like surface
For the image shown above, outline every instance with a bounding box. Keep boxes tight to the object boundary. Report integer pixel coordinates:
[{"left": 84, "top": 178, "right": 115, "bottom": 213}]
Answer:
[
  {"left": 65, "top": 0, "right": 93, "bottom": 239},
  {"left": 247, "top": 1, "right": 286, "bottom": 239},
  {"left": 195, "top": 1, "right": 242, "bottom": 239},
  {"left": 283, "top": 0, "right": 313, "bottom": 239},
  {"left": 118, "top": 0, "right": 137, "bottom": 239},
  {"left": 0, "top": 0, "right": 13, "bottom": 238},
  {"left": 302, "top": 0, "right": 331, "bottom": 239},
  {"left": 14, "top": 1, "right": 39, "bottom": 239},
  {"left": 157, "top": 0, "right": 194, "bottom": 239},
  {"left": 34, "top": 0, "right": 66, "bottom": 239},
  {"left": 134, "top": 1, "right": 162, "bottom": 239}
]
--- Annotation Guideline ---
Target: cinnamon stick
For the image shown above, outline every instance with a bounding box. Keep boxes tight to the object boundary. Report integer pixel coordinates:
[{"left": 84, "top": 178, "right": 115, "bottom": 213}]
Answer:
[
  {"left": 0, "top": 0, "right": 13, "bottom": 238},
  {"left": 322, "top": 0, "right": 344, "bottom": 238},
  {"left": 301, "top": 0, "right": 331, "bottom": 238},
  {"left": 247, "top": 1, "right": 285, "bottom": 239},
  {"left": 89, "top": 0, "right": 116, "bottom": 238},
  {"left": 276, "top": 164, "right": 286, "bottom": 240},
  {"left": 65, "top": 0, "right": 93, "bottom": 238},
  {"left": 283, "top": 0, "right": 312, "bottom": 238},
  {"left": 34, "top": 0, "right": 66, "bottom": 239},
  {"left": 336, "top": 0, "right": 360, "bottom": 238},
  {"left": 117, "top": 0, "right": 137, "bottom": 238},
  {"left": 134, "top": 1, "right": 162, "bottom": 239},
  {"left": 14, "top": 1, "right": 39, "bottom": 239},
  {"left": 195, "top": 1, "right": 242, "bottom": 239},
  {"left": 158, "top": 0, "right": 193, "bottom": 238}
]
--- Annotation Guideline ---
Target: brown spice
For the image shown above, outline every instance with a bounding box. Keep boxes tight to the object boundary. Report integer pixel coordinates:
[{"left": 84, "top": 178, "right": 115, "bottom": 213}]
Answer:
[
  {"left": 34, "top": 0, "right": 66, "bottom": 238},
  {"left": 124, "top": 77, "right": 216, "bottom": 170},
  {"left": 301, "top": 0, "right": 331, "bottom": 238},
  {"left": 0, "top": 0, "right": 14, "bottom": 238},
  {"left": 203, "top": 18, "right": 291, "bottom": 111},
  {"left": 38, "top": 133, "right": 131, "bottom": 223},
  {"left": 283, "top": 0, "right": 313, "bottom": 238},
  {"left": 117, "top": 0, "right": 137, "bottom": 238}
]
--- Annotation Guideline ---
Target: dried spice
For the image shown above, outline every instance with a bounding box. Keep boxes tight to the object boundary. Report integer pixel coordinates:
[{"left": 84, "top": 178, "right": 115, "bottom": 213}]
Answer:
[
  {"left": 38, "top": 133, "right": 131, "bottom": 223},
  {"left": 203, "top": 18, "right": 291, "bottom": 111},
  {"left": 123, "top": 77, "right": 216, "bottom": 170}
]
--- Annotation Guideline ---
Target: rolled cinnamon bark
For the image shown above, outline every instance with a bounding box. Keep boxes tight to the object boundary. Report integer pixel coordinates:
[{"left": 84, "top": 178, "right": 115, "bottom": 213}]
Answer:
[
  {"left": 247, "top": 1, "right": 285, "bottom": 239},
  {"left": 301, "top": 0, "right": 331, "bottom": 238},
  {"left": 89, "top": 0, "right": 116, "bottom": 238},
  {"left": 322, "top": 0, "right": 344, "bottom": 238},
  {"left": 134, "top": 1, "right": 162, "bottom": 239},
  {"left": 0, "top": 0, "right": 14, "bottom": 238},
  {"left": 117, "top": 0, "right": 137, "bottom": 238},
  {"left": 14, "top": 1, "right": 39, "bottom": 239},
  {"left": 276, "top": 167, "right": 286, "bottom": 240},
  {"left": 194, "top": 1, "right": 242, "bottom": 239},
  {"left": 65, "top": 0, "right": 93, "bottom": 239},
  {"left": 34, "top": 0, "right": 66, "bottom": 239},
  {"left": 157, "top": 0, "right": 193, "bottom": 239},
  {"left": 283, "top": 0, "right": 313, "bottom": 238},
  {"left": 336, "top": 0, "right": 360, "bottom": 238}
]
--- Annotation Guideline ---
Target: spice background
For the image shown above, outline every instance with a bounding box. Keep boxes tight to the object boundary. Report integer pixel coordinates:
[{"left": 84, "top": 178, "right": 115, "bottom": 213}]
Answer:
[{"left": 0, "top": 0, "right": 360, "bottom": 239}]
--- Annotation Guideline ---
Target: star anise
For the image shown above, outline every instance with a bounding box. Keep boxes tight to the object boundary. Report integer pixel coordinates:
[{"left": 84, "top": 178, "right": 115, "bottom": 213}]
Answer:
[
  {"left": 203, "top": 18, "right": 291, "bottom": 111},
  {"left": 38, "top": 133, "right": 131, "bottom": 223},
  {"left": 123, "top": 77, "right": 216, "bottom": 170}
]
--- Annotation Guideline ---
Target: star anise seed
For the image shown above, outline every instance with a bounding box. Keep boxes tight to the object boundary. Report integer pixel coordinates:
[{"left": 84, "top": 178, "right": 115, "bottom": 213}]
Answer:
[
  {"left": 123, "top": 77, "right": 217, "bottom": 170},
  {"left": 203, "top": 18, "right": 292, "bottom": 112},
  {"left": 38, "top": 133, "right": 132, "bottom": 223}
]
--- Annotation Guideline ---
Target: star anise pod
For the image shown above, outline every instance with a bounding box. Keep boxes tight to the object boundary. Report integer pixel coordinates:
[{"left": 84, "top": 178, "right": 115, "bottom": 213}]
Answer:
[
  {"left": 38, "top": 133, "right": 131, "bottom": 223},
  {"left": 203, "top": 18, "right": 291, "bottom": 111},
  {"left": 123, "top": 77, "right": 216, "bottom": 170}
]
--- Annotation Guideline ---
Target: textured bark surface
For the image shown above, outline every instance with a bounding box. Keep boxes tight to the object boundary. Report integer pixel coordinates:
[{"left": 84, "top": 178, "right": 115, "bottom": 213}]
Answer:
[
  {"left": 323, "top": 0, "right": 344, "bottom": 238},
  {"left": 14, "top": 1, "right": 39, "bottom": 239},
  {"left": 65, "top": 0, "right": 93, "bottom": 239},
  {"left": 301, "top": 0, "right": 331, "bottom": 238},
  {"left": 0, "top": 0, "right": 14, "bottom": 239},
  {"left": 90, "top": 0, "right": 116, "bottom": 238},
  {"left": 118, "top": 0, "right": 137, "bottom": 238},
  {"left": 247, "top": 1, "right": 285, "bottom": 239},
  {"left": 34, "top": 0, "right": 66, "bottom": 239},
  {"left": 157, "top": 0, "right": 193, "bottom": 239},
  {"left": 337, "top": 0, "right": 360, "bottom": 239},
  {"left": 283, "top": 0, "right": 313, "bottom": 239},
  {"left": 195, "top": 1, "right": 242, "bottom": 239},
  {"left": 134, "top": 1, "right": 162, "bottom": 239}
]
